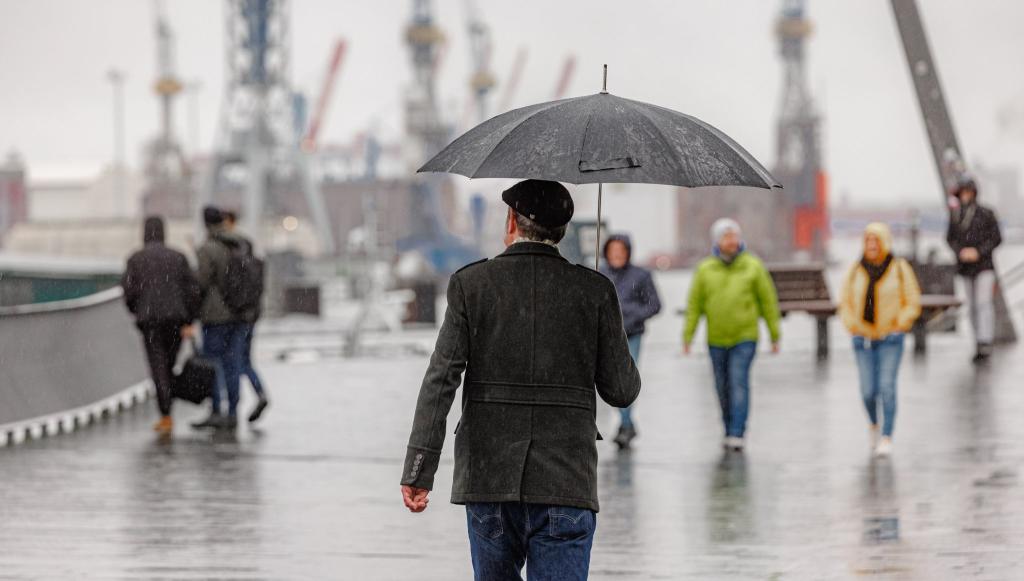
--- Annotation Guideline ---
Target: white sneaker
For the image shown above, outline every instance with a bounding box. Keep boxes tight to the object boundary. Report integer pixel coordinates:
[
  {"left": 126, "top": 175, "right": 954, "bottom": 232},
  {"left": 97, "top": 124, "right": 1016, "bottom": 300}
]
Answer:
[
  {"left": 724, "top": 436, "right": 745, "bottom": 452},
  {"left": 874, "top": 437, "right": 893, "bottom": 457}
]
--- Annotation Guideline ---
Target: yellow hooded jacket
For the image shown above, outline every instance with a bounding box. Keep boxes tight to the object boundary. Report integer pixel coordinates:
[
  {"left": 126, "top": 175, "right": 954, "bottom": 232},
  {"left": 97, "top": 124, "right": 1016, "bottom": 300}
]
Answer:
[{"left": 839, "top": 223, "right": 922, "bottom": 339}]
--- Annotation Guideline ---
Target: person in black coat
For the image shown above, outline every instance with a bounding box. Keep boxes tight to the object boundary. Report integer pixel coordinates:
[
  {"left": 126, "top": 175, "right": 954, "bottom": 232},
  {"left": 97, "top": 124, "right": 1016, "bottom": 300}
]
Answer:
[
  {"left": 400, "top": 180, "right": 640, "bottom": 580},
  {"left": 121, "top": 216, "right": 201, "bottom": 435},
  {"left": 599, "top": 233, "right": 661, "bottom": 449},
  {"left": 946, "top": 177, "right": 1002, "bottom": 362}
]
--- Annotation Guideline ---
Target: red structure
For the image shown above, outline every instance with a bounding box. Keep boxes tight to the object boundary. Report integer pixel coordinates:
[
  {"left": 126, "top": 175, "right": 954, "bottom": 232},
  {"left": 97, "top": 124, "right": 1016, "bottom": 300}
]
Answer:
[{"left": 0, "top": 153, "right": 29, "bottom": 241}]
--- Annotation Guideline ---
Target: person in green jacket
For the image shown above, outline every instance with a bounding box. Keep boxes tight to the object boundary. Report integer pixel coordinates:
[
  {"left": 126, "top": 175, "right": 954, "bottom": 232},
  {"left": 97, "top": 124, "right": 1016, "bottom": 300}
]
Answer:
[{"left": 683, "top": 218, "right": 781, "bottom": 452}]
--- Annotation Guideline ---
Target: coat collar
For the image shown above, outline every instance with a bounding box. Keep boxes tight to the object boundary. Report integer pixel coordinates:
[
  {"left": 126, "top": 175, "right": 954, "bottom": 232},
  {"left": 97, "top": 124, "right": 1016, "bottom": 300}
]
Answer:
[{"left": 497, "top": 241, "right": 565, "bottom": 260}]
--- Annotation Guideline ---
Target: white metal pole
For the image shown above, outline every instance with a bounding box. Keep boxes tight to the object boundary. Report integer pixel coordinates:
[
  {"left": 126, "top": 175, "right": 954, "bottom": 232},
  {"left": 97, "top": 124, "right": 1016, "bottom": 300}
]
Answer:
[
  {"left": 107, "top": 69, "right": 126, "bottom": 217},
  {"left": 594, "top": 183, "right": 603, "bottom": 270}
]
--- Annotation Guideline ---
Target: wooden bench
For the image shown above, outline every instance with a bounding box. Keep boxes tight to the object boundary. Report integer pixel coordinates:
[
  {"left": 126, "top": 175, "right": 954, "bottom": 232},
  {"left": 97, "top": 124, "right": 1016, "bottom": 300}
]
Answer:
[
  {"left": 677, "top": 263, "right": 961, "bottom": 359},
  {"left": 769, "top": 263, "right": 961, "bottom": 358},
  {"left": 768, "top": 264, "right": 835, "bottom": 360},
  {"left": 913, "top": 294, "right": 961, "bottom": 354}
]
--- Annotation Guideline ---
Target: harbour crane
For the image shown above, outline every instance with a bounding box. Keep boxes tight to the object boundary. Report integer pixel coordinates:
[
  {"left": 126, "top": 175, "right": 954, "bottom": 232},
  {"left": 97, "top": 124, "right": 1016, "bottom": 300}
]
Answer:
[{"left": 890, "top": 0, "right": 1016, "bottom": 343}]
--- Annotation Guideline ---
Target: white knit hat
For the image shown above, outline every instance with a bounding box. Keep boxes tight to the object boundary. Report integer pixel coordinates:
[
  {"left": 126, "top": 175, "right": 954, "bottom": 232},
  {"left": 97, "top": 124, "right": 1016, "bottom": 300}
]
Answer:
[{"left": 710, "top": 218, "right": 742, "bottom": 244}]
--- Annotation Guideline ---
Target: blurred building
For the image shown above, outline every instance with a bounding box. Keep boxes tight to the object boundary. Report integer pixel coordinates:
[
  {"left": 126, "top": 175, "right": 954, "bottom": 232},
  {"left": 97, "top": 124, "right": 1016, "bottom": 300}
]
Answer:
[
  {"left": 675, "top": 186, "right": 794, "bottom": 264},
  {"left": 27, "top": 165, "right": 145, "bottom": 223}
]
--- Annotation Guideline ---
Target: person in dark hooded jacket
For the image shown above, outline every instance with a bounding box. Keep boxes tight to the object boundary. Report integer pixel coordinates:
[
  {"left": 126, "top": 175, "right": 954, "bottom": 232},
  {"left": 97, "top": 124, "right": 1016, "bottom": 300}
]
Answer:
[
  {"left": 121, "top": 216, "right": 201, "bottom": 436},
  {"left": 599, "top": 234, "right": 662, "bottom": 449},
  {"left": 946, "top": 177, "right": 1003, "bottom": 362}
]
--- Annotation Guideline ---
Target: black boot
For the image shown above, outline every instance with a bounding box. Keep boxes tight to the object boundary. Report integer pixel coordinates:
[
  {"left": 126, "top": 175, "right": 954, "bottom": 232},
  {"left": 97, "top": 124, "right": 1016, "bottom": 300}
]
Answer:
[
  {"left": 973, "top": 342, "right": 992, "bottom": 364},
  {"left": 614, "top": 425, "right": 637, "bottom": 450},
  {"left": 248, "top": 397, "right": 269, "bottom": 423},
  {"left": 218, "top": 415, "right": 238, "bottom": 430},
  {"left": 190, "top": 412, "right": 224, "bottom": 430}
]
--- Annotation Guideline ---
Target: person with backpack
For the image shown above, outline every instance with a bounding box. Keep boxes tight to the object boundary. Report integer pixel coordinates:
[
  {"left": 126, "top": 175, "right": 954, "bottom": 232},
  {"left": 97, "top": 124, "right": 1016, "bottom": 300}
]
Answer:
[
  {"left": 190, "top": 206, "right": 258, "bottom": 430},
  {"left": 223, "top": 210, "right": 269, "bottom": 423},
  {"left": 121, "top": 216, "right": 202, "bottom": 436},
  {"left": 839, "top": 222, "right": 921, "bottom": 457}
]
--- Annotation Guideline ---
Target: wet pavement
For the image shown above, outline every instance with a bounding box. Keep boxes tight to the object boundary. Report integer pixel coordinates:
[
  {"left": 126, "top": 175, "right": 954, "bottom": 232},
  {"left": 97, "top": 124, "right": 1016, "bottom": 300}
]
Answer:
[{"left": 2, "top": 269, "right": 1024, "bottom": 579}]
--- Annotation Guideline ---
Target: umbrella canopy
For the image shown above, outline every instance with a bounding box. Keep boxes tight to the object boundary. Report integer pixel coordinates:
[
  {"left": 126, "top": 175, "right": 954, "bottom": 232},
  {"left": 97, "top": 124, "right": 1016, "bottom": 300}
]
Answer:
[{"left": 418, "top": 92, "right": 780, "bottom": 190}]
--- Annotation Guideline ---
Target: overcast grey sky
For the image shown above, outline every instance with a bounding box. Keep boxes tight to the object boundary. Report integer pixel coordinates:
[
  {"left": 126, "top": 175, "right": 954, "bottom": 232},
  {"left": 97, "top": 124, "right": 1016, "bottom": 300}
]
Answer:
[{"left": 2, "top": 0, "right": 1023, "bottom": 211}]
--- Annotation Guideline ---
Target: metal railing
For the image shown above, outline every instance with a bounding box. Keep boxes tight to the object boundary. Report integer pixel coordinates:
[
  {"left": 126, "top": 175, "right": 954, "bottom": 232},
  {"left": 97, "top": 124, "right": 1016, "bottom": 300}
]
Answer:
[{"left": 0, "top": 287, "right": 151, "bottom": 446}]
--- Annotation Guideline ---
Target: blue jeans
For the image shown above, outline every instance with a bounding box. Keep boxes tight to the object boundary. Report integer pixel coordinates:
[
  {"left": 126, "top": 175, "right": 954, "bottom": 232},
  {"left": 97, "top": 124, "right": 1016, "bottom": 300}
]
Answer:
[
  {"left": 619, "top": 334, "right": 643, "bottom": 429},
  {"left": 202, "top": 322, "right": 247, "bottom": 417},
  {"left": 708, "top": 341, "right": 757, "bottom": 438},
  {"left": 853, "top": 334, "right": 904, "bottom": 437},
  {"left": 240, "top": 323, "right": 265, "bottom": 397},
  {"left": 466, "top": 502, "right": 596, "bottom": 581}
]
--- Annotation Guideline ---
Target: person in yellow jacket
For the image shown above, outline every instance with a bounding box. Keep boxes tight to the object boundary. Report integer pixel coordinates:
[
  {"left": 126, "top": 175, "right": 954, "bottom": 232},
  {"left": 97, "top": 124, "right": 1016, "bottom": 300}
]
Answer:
[{"left": 839, "top": 223, "right": 921, "bottom": 457}]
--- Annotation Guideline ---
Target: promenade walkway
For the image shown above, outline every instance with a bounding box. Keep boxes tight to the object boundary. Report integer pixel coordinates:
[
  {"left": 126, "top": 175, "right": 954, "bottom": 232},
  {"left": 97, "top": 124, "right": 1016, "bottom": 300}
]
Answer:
[{"left": 2, "top": 271, "right": 1023, "bottom": 579}]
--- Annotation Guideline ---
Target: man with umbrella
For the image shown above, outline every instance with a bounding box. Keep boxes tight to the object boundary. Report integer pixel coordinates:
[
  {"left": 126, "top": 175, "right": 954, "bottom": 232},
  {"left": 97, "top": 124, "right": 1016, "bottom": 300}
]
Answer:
[{"left": 400, "top": 179, "right": 640, "bottom": 580}]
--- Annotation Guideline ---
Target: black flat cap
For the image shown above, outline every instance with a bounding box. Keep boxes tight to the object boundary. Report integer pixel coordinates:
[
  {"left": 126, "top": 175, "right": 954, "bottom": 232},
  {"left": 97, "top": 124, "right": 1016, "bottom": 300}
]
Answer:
[{"left": 501, "top": 180, "right": 574, "bottom": 228}]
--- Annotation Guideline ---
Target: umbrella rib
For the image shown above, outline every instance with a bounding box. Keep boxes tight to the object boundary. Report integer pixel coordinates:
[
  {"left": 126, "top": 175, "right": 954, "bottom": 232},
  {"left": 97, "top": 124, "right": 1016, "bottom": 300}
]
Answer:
[
  {"left": 630, "top": 105, "right": 691, "bottom": 182},
  {"left": 636, "top": 99, "right": 777, "bottom": 187},
  {"left": 468, "top": 98, "right": 582, "bottom": 178}
]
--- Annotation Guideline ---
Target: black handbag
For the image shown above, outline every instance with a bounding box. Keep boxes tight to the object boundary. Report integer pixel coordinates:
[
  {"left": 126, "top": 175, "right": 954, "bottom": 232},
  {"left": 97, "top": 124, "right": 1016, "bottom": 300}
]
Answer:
[{"left": 172, "top": 339, "right": 217, "bottom": 404}]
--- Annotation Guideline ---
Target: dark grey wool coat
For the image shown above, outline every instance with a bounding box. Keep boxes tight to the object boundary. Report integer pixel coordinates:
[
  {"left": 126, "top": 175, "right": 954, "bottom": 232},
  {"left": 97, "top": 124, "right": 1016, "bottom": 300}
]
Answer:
[{"left": 400, "top": 242, "right": 641, "bottom": 512}]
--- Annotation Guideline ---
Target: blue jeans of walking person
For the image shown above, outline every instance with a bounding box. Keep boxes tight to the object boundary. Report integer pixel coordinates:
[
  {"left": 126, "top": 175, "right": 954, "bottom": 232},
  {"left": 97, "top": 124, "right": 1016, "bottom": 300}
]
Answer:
[
  {"left": 852, "top": 334, "right": 904, "bottom": 437},
  {"left": 240, "top": 323, "right": 265, "bottom": 397},
  {"left": 618, "top": 334, "right": 643, "bottom": 429},
  {"left": 203, "top": 322, "right": 247, "bottom": 417},
  {"left": 466, "top": 502, "right": 596, "bottom": 581},
  {"left": 708, "top": 341, "right": 757, "bottom": 438}
]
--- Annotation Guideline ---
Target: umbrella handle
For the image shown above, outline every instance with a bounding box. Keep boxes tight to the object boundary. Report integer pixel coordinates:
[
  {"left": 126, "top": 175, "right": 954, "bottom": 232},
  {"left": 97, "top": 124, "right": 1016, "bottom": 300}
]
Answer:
[{"left": 594, "top": 183, "right": 603, "bottom": 270}]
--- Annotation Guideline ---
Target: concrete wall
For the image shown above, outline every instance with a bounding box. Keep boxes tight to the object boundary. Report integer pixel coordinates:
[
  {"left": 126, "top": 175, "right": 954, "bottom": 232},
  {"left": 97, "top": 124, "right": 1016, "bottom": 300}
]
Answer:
[{"left": 0, "top": 287, "right": 150, "bottom": 443}]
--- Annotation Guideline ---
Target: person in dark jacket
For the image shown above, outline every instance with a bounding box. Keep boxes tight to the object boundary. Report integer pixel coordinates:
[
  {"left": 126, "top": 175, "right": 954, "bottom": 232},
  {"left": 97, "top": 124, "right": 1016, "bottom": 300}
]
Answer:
[
  {"left": 121, "top": 216, "right": 201, "bottom": 436},
  {"left": 400, "top": 180, "right": 640, "bottom": 581},
  {"left": 190, "top": 206, "right": 248, "bottom": 430},
  {"left": 222, "top": 210, "right": 269, "bottom": 423},
  {"left": 599, "top": 234, "right": 661, "bottom": 449},
  {"left": 946, "top": 177, "right": 1002, "bottom": 362}
]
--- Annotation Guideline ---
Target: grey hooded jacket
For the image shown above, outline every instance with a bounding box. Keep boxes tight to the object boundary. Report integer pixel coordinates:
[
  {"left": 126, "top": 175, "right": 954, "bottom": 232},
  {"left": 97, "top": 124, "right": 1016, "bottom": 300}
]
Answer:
[{"left": 400, "top": 242, "right": 641, "bottom": 512}]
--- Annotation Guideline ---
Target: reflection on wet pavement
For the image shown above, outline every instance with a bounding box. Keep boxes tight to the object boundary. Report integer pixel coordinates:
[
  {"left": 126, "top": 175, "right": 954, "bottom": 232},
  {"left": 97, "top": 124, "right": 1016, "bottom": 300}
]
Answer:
[{"left": 3, "top": 273, "right": 1024, "bottom": 579}]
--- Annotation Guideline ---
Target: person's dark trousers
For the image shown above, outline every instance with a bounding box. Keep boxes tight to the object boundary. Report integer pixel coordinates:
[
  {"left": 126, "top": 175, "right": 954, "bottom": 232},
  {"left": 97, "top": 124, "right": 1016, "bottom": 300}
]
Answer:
[
  {"left": 138, "top": 323, "right": 183, "bottom": 416},
  {"left": 202, "top": 322, "right": 247, "bottom": 417},
  {"left": 240, "top": 323, "right": 265, "bottom": 397},
  {"left": 466, "top": 502, "right": 596, "bottom": 581},
  {"left": 618, "top": 334, "right": 643, "bottom": 429},
  {"left": 708, "top": 341, "right": 757, "bottom": 438}
]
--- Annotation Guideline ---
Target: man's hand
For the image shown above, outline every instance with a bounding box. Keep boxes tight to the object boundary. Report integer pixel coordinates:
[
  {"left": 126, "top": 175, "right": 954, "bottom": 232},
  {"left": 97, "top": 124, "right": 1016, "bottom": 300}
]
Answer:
[
  {"left": 771, "top": 342, "right": 780, "bottom": 355},
  {"left": 682, "top": 342, "right": 691, "bottom": 356},
  {"left": 180, "top": 324, "right": 196, "bottom": 339},
  {"left": 401, "top": 485, "right": 430, "bottom": 513},
  {"left": 959, "top": 247, "right": 980, "bottom": 263}
]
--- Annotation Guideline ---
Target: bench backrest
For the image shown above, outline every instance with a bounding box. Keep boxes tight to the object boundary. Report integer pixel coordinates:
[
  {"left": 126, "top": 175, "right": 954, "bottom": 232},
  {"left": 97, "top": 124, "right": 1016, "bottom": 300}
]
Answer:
[{"left": 767, "top": 263, "right": 831, "bottom": 303}]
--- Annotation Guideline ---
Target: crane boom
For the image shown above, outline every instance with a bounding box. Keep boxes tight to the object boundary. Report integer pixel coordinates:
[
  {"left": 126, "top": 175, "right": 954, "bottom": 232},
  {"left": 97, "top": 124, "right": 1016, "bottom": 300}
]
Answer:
[
  {"left": 890, "top": 0, "right": 964, "bottom": 200},
  {"left": 497, "top": 47, "right": 527, "bottom": 113},
  {"left": 303, "top": 39, "right": 347, "bottom": 151},
  {"left": 890, "top": 0, "right": 1016, "bottom": 344},
  {"left": 553, "top": 55, "right": 576, "bottom": 100}
]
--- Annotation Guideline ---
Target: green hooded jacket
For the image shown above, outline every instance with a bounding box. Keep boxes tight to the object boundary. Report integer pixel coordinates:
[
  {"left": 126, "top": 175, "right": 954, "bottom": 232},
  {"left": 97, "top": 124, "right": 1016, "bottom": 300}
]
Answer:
[{"left": 683, "top": 252, "right": 781, "bottom": 348}]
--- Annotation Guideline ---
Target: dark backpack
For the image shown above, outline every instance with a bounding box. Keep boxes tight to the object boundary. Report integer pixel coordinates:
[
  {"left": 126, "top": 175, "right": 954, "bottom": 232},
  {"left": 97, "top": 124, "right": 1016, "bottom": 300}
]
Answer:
[{"left": 219, "top": 238, "right": 265, "bottom": 315}]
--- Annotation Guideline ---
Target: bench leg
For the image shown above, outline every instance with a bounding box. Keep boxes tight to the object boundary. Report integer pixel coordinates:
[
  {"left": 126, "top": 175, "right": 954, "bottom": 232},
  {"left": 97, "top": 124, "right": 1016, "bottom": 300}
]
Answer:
[
  {"left": 816, "top": 317, "right": 829, "bottom": 360},
  {"left": 913, "top": 319, "right": 927, "bottom": 354}
]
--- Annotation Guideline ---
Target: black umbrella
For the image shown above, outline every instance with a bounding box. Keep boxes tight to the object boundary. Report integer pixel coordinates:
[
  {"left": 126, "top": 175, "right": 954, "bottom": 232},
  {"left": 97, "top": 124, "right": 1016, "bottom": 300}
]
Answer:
[{"left": 419, "top": 67, "right": 780, "bottom": 267}]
